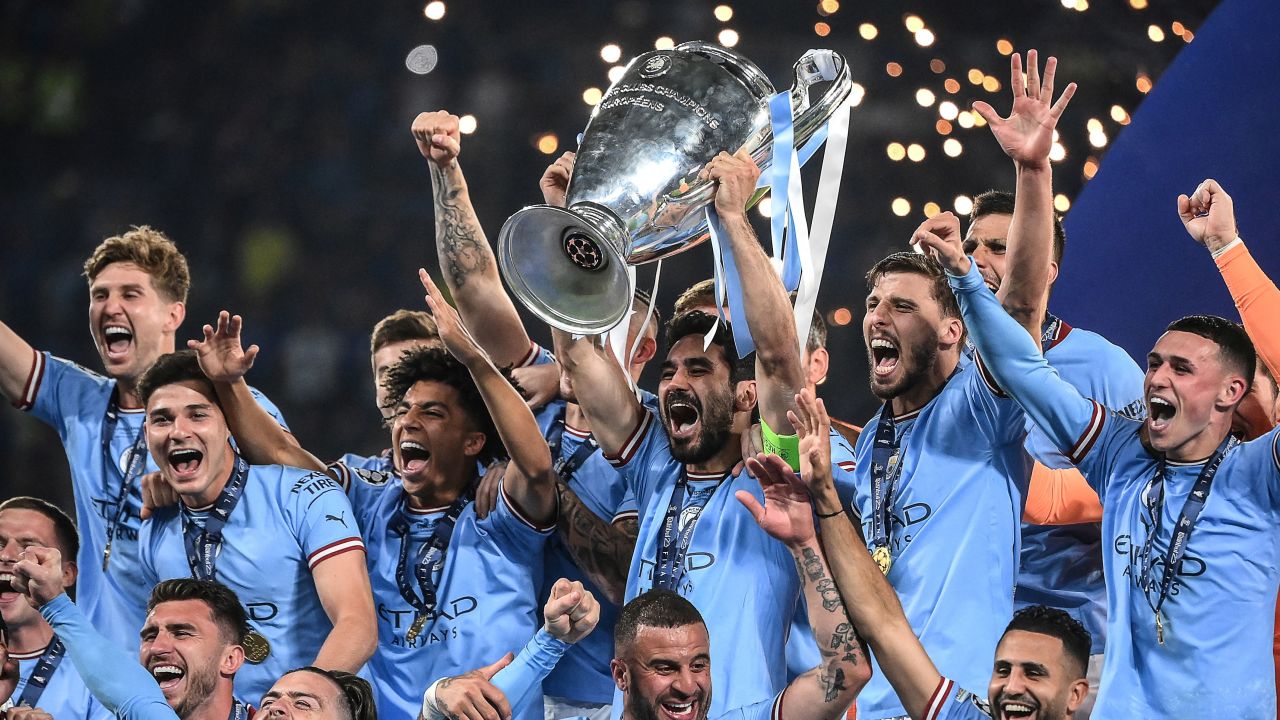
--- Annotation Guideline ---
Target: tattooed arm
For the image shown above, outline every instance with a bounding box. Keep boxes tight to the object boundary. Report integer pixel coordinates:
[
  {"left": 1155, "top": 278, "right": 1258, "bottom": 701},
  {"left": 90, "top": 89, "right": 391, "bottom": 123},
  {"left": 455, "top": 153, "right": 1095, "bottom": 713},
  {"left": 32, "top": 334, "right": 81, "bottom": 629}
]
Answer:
[
  {"left": 412, "top": 110, "right": 539, "bottom": 368},
  {"left": 555, "top": 479, "right": 637, "bottom": 605},
  {"left": 791, "top": 389, "right": 944, "bottom": 720},
  {"left": 737, "top": 454, "right": 870, "bottom": 720}
]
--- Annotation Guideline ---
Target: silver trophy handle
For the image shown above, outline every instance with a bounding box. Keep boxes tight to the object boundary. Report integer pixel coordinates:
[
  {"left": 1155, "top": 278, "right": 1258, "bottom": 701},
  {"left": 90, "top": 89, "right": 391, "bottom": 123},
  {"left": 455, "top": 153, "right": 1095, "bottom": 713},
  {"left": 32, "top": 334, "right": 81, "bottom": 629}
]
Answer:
[{"left": 787, "top": 49, "right": 851, "bottom": 151}]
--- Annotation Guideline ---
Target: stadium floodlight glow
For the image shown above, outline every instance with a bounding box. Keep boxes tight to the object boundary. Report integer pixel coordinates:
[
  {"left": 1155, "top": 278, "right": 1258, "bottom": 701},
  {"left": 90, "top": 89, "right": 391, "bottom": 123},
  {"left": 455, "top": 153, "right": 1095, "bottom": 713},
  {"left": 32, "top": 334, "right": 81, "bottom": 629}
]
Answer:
[{"left": 424, "top": 1, "right": 445, "bottom": 20}]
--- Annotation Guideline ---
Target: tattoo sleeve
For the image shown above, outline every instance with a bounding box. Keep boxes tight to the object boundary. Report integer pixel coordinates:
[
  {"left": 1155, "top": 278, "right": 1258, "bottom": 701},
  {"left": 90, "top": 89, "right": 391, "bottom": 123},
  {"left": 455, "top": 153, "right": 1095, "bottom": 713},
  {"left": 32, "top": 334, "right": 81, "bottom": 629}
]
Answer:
[
  {"left": 430, "top": 163, "right": 494, "bottom": 291},
  {"left": 555, "top": 479, "right": 637, "bottom": 605},
  {"left": 793, "top": 544, "right": 869, "bottom": 710}
]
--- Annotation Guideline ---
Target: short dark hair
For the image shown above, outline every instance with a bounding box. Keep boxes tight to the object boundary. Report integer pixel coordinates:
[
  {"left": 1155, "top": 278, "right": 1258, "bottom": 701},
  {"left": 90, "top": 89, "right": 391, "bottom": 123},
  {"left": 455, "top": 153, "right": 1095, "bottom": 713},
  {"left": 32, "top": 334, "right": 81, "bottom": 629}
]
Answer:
[
  {"left": 632, "top": 288, "right": 663, "bottom": 337},
  {"left": 380, "top": 347, "right": 503, "bottom": 463},
  {"left": 0, "top": 497, "right": 79, "bottom": 562},
  {"left": 970, "top": 190, "right": 1066, "bottom": 267},
  {"left": 1165, "top": 315, "right": 1256, "bottom": 390},
  {"left": 866, "top": 252, "right": 963, "bottom": 322},
  {"left": 285, "top": 667, "right": 377, "bottom": 720},
  {"left": 1002, "top": 605, "right": 1091, "bottom": 678},
  {"left": 147, "top": 578, "right": 248, "bottom": 646},
  {"left": 138, "top": 350, "right": 214, "bottom": 407},
  {"left": 615, "top": 589, "right": 706, "bottom": 657},
  {"left": 665, "top": 311, "right": 754, "bottom": 385},
  {"left": 370, "top": 310, "right": 439, "bottom": 355},
  {"left": 673, "top": 280, "right": 824, "bottom": 352}
]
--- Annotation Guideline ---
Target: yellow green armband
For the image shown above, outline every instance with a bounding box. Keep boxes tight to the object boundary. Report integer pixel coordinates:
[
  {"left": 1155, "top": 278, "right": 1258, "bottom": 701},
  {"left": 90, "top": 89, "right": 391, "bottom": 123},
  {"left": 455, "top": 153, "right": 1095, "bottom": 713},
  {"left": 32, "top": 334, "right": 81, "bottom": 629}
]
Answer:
[{"left": 761, "top": 419, "right": 801, "bottom": 472}]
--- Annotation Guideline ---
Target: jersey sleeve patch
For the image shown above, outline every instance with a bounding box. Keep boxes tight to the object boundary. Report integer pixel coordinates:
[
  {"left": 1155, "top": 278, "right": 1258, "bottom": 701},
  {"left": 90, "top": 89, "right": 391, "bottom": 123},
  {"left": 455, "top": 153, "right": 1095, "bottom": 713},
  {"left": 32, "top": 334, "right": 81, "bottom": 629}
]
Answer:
[
  {"left": 307, "top": 537, "right": 365, "bottom": 569},
  {"left": 604, "top": 411, "right": 655, "bottom": 468},
  {"left": 1067, "top": 400, "right": 1106, "bottom": 466},
  {"left": 13, "top": 348, "right": 44, "bottom": 410}
]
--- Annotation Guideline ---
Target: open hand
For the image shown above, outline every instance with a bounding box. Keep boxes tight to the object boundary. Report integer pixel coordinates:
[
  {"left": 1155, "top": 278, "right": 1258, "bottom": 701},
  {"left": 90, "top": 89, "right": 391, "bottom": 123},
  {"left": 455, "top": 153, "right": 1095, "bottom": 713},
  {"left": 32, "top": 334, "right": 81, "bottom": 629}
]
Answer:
[
  {"left": 972, "top": 50, "right": 1076, "bottom": 171},
  {"left": 737, "top": 453, "right": 817, "bottom": 547},
  {"left": 1178, "top": 179, "right": 1238, "bottom": 253},
  {"left": 187, "top": 311, "right": 258, "bottom": 384},
  {"left": 419, "top": 268, "right": 487, "bottom": 367}
]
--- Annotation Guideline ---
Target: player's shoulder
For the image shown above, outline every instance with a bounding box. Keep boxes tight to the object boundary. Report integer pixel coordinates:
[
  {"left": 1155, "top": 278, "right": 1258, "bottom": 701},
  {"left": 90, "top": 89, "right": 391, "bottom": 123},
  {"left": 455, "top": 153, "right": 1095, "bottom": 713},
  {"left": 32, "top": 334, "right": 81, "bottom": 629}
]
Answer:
[
  {"left": 262, "top": 464, "right": 348, "bottom": 507},
  {"left": 1051, "top": 323, "right": 1138, "bottom": 364},
  {"left": 926, "top": 678, "right": 992, "bottom": 720}
]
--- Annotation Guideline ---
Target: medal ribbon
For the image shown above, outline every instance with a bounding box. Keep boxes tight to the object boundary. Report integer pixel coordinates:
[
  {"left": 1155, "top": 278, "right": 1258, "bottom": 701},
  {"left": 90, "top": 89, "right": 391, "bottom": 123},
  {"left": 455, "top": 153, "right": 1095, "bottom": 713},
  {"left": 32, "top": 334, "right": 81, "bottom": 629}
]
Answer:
[
  {"left": 101, "top": 389, "right": 149, "bottom": 570},
  {"left": 228, "top": 699, "right": 250, "bottom": 720},
  {"left": 389, "top": 486, "right": 474, "bottom": 624},
  {"left": 653, "top": 474, "right": 719, "bottom": 591},
  {"left": 869, "top": 413, "right": 904, "bottom": 556},
  {"left": 181, "top": 454, "right": 251, "bottom": 581},
  {"left": 16, "top": 638, "right": 66, "bottom": 708},
  {"left": 1138, "top": 435, "right": 1237, "bottom": 630},
  {"left": 546, "top": 407, "right": 601, "bottom": 485}
]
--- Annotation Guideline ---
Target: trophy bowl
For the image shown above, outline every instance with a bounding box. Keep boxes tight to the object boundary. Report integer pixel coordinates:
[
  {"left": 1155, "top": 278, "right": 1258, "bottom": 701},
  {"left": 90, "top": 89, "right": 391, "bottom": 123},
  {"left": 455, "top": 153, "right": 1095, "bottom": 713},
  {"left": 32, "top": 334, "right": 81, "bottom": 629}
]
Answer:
[{"left": 499, "top": 41, "right": 850, "bottom": 334}]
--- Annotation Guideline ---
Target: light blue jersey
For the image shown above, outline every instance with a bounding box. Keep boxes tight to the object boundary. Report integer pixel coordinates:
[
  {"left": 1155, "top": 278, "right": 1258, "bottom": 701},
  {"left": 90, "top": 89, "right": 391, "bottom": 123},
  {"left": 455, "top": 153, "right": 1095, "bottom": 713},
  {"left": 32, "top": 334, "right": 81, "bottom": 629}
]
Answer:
[
  {"left": 20, "top": 351, "right": 286, "bottom": 651},
  {"left": 137, "top": 464, "right": 362, "bottom": 702},
  {"left": 924, "top": 677, "right": 991, "bottom": 720},
  {"left": 606, "top": 410, "right": 798, "bottom": 718},
  {"left": 850, "top": 360, "right": 1030, "bottom": 718},
  {"left": 533, "top": 392, "right": 658, "bottom": 705},
  {"left": 951, "top": 260, "right": 1280, "bottom": 719},
  {"left": 8, "top": 640, "right": 112, "bottom": 719},
  {"left": 1016, "top": 320, "right": 1145, "bottom": 655},
  {"left": 332, "top": 463, "right": 552, "bottom": 720}
]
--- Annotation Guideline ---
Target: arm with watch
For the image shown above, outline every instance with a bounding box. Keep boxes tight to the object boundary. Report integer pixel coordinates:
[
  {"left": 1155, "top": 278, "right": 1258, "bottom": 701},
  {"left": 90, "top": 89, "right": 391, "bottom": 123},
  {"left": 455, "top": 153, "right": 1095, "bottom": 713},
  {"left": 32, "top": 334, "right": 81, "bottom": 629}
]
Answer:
[{"left": 1185, "top": 180, "right": 1280, "bottom": 378}]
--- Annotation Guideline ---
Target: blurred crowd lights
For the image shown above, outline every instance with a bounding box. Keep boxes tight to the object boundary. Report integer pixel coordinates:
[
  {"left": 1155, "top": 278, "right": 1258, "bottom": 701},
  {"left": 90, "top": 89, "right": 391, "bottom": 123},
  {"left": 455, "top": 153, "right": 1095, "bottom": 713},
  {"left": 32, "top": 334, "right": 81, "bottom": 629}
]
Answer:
[
  {"left": 608, "top": 66, "right": 626, "bottom": 83},
  {"left": 996, "top": 39, "right": 1014, "bottom": 56},
  {"left": 536, "top": 133, "right": 559, "bottom": 155},
  {"left": 600, "top": 44, "right": 622, "bottom": 63},
  {"left": 458, "top": 114, "right": 477, "bottom": 135},
  {"left": 1060, "top": 0, "right": 1089, "bottom": 11},
  {"left": 1054, "top": 194, "right": 1072, "bottom": 212},
  {"left": 830, "top": 308, "right": 853, "bottom": 327},
  {"left": 906, "top": 143, "right": 925, "bottom": 162},
  {"left": 814, "top": 22, "right": 831, "bottom": 37},
  {"left": 886, "top": 62, "right": 903, "bottom": 78},
  {"left": 655, "top": 36, "right": 675, "bottom": 50},
  {"left": 714, "top": 4, "right": 733, "bottom": 22},
  {"left": 859, "top": 23, "right": 878, "bottom": 40},
  {"left": 423, "top": 1, "right": 445, "bottom": 20},
  {"left": 914, "top": 29, "right": 935, "bottom": 47},
  {"left": 915, "top": 88, "right": 936, "bottom": 107},
  {"left": 1110, "top": 104, "right": 1130, "bottom": 124},
  {"left": 718, "top": 29, "right": 740, "bottom": 47},
  {"left": 582, "top": 87, "right": 603, "bottom": 106},
  {"left": 1148, "top": 24, "right": 1166, "bottom": 42},
  {"left": 922, "top": 201, "right": 941, "bottom": 217},
  {"left": 817, "top": 0, "right": 840, "bottom": 16},
  {"left": 938, "top": 100, "right": 959, "bottom": 120},
  {"left": 904, "top": 15, "right": 924, "bottom": 32},
  {"left": 942, "top": 138, "right": 963, "bottom": 157},
  {"left": 954, "top": 195, "right": 974, "bottom": 215},
  {"left": 891, "top": 198, "right": 911, "bottom": 217},
  {"left": 886, "top": 142, "right": 905, "bottom": 161}
]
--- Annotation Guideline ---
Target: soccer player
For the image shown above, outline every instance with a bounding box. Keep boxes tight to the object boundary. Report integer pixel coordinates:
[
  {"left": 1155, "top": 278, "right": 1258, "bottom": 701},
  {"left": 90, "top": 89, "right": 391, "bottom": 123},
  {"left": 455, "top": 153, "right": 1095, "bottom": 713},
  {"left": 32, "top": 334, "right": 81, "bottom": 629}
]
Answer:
[
  {"left": 0, "top": 227, "right": 288, "bottom": 650},
  {"left": 9, "top": 547, "right": 376, "bottom": 720},
  {"left": 190, "top": 272, "right": 561, "bottom": 720},
  {"left": 786, "top": 387, "right": 1091, "bottom": 720},
  {"left": 417, "top": 117, "right": 662, "bottom": 720},
  {"left": 917, "top": 178, "right": 1280, "bottom": 717},
  {"left": 0, "top": 497, "right": 109, "bottom": 719},
  {"left": 555, "top": 147, "right": 813, "bottom": 717},
  {"left": 427, "top": 455, "right": 871, "bottom": 720},
  {"left": 133, "top": 350, "right": 375, "bottom": 701},
  {"left": 847, "top": 51, "right": 1075, "bottom": 719}
]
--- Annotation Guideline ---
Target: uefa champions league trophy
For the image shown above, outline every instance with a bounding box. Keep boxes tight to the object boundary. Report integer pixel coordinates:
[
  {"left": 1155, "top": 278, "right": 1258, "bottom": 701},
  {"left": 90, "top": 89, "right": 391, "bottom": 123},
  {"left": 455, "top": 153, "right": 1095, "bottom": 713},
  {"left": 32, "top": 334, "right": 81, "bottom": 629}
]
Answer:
[{"left": 498, "top": 41, "right": 851, "bottom": 334}]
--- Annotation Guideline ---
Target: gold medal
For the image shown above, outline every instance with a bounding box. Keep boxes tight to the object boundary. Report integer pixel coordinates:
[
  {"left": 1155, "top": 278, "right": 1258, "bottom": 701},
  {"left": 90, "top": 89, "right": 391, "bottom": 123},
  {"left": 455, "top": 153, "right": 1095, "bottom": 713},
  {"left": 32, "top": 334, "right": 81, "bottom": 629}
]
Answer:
[
  {"left": 872, "top": 545, "right": 893, "bottom": 576},
  {"left": 242, "top": 629, "right": 271, "bottom": 664},
  {"left": 406, "top": 614, "right": 427, "bottom": 643}
]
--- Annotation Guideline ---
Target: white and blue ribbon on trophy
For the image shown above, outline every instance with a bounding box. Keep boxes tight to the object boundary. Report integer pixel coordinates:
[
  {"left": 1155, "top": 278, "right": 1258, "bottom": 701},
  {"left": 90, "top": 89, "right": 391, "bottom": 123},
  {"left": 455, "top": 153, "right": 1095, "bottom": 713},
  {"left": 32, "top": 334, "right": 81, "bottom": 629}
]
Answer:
[{"left": 705, "top": 69, "right": 853, "bottom": 358}]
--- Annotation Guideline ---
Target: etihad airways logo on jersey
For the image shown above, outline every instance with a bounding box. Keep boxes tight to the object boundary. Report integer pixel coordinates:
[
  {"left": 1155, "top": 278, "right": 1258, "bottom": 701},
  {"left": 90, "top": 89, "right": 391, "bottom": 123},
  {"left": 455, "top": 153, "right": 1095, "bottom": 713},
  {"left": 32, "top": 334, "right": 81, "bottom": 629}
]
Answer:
[
  {"left": 378, "top": 596, "right": 479, "bottom": 648},
  {"left": 858, "top": 502, "right": 933, "bottom": 551},
  {"left": 1113, "top": 533, "right": 1206, "bottom": 596},
  {"left": 634, "top": 552, "right": 716, "bottom": 595}
]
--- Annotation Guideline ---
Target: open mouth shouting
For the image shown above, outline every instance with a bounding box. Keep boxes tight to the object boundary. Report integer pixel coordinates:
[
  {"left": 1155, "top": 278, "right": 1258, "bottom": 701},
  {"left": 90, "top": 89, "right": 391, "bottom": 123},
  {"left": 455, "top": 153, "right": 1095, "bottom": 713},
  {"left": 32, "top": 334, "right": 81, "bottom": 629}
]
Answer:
[
  {"left": 1147, "top": 394, "right": 1177, "bottom": 435},
  {"left": 399, "top": 440, "right": 432, "bottom": 476},
  {"left": 657, "top": 697, "right": 702, "bottom": 720},
  {"left": 149, "top": 660, "right": 187, "bottom": 692},
  {"left": 167, "top": 447, "right": 205, "bottom": 482},
  {"left": 101, "top": 324, "right": 134, "bottom": 362},
  {"left": 0, "top": 570, "right": 16, "bottom": 597},
  {"left": 664, "top": 392, "right": 703, "bottom": 443},
  {"left": 870, "top": 337, "right": 901, "bottom": 378}
]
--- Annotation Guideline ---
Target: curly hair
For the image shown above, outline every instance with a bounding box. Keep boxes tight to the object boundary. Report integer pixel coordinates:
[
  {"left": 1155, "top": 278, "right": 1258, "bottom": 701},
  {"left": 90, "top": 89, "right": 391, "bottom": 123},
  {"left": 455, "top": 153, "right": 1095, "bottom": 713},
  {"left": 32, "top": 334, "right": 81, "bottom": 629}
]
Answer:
[
  {"left": 379, "top": 346, "right": 504, "bottom": 463},
  {"left": 83, "top": 225, "right": 191, "bottom": 303}
]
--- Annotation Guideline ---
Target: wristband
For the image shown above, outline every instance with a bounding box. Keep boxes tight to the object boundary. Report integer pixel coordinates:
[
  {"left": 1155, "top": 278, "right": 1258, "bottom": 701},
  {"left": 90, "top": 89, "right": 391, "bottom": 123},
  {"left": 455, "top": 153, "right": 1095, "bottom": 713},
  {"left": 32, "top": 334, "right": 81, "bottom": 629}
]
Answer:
[
  {"left": 1211, "top": 236, "right": 1243, "bottom": 259},
  {"left": 420, "top": 678, "right": 443, "bottom": 720},
  {"left": 761, "top": 418, "right": 801, "bottom": 472},
  {"left": 815, "top": 506, "right": 845, "bottom": 519}
]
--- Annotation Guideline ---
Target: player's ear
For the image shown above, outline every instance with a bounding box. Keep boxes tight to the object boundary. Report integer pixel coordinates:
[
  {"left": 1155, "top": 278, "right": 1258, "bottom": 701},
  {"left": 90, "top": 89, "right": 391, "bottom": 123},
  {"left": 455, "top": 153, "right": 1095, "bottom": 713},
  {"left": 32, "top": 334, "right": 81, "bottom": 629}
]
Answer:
[
  {"left": 461, "top": 431, "right": 488, "bottom": 459},
  {"left": 1219, "top": 372, "right": 1249, "bottom": 410},
  {"left": 805, "top": 346, "right": 829, "bottom": 387},
  {"left": 1066, "top": 677, "right": 1089, "bottom": 713},
  {"left": 939, "top": 315, "right": 964, "bottom": 348},
  {"left": 610, "top": 659, "right": 629, "bottom": 691},
  {"left": 733, "top": 380, "right": 757, "bottom": 414},
  {"left": 631, "top": 336, "right": 658, "bottom": 367},
  {"left": 61, "top": 558, "right": 78, "bottom": 590},
  {"left": 164, "top": 301, "right": 186, "bottom": 334},
  {"left": 224, "top": 644, "right": 245, "bottom": 676},
  {"left": 1046, "top": 261, "right": 1060, "bottom": 288}
]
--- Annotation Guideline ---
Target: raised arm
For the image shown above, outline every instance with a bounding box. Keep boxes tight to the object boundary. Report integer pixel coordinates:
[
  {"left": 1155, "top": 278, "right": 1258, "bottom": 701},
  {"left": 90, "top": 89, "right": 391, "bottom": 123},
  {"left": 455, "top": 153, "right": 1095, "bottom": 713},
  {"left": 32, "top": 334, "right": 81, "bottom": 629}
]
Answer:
[
  {"left": 412, "top": 111, "right": 535, "bottom": 368},
  {"left": 554, "top": 483, "right": 637, "bottom": 605},
  {"left": 189, "top": 312, "right": 325, "bottom": 472},
  {"left": 552, "top": 327, "right": 646, "bottom": 459},
  {"left": 914, "top": 229, "right": 1101, "bottom": 464},
  {"left": 311, "top": 550, "right": 377, "bottom": 673},
  {"left": 14, "top": 548, "right": 178, "bottom": 720},
  {"left": 1182, "top": 180, "right": 1280, "bottom": 379},
  {"left": 736, "top": 449, "right": 869, "bottom": 720},
  {"left": 973, "top": 50, "right": 1076, "bottom": 337},
  {"left": 705, "top": 150, "right": 804, "bottom": 435},
  {"left": 421, "top": 270, "right": 556, "bottom": 523},
  {"left": 0, "top": 322, "right": 36, "bottom": 405},
  {"left": 787, "top": 391, "right": 941, "bottom": 720}
]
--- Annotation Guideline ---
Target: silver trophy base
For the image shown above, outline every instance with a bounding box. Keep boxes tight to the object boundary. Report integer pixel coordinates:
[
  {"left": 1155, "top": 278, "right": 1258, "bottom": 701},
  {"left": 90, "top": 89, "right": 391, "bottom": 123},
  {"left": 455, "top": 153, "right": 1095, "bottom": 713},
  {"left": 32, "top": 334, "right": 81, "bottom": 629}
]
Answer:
[{"left": 498, "top": 203, "right": 633, "bottom": 335}]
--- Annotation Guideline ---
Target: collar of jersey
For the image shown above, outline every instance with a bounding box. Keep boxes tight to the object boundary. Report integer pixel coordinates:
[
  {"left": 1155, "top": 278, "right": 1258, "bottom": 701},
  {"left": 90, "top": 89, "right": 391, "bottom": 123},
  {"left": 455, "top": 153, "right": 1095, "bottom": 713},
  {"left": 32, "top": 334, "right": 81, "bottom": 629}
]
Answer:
[
  {"left": 9, "top": 643, "right": 50, "bottom": 660},
  {"left": 686, "top": 469, "right": 730, "bottom": 482}
]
